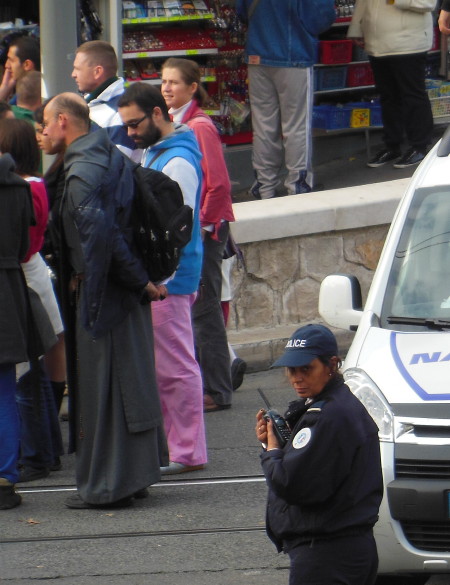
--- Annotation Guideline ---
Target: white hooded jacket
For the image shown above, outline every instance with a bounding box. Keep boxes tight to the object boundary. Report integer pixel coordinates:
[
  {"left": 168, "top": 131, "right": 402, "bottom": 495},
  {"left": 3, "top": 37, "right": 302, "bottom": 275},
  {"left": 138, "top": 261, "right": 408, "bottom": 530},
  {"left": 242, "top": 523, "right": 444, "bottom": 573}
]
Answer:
[{"left": 347, "top": 0, "right": 436, "bottom": 57}]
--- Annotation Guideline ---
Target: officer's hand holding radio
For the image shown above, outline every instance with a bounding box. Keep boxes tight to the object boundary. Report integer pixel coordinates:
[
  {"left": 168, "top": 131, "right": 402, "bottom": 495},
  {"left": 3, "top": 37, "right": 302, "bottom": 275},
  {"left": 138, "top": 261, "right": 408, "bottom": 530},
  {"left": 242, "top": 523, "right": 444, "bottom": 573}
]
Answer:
[{"left": 256, "top": 409, "right": 280, "bottom": 450}]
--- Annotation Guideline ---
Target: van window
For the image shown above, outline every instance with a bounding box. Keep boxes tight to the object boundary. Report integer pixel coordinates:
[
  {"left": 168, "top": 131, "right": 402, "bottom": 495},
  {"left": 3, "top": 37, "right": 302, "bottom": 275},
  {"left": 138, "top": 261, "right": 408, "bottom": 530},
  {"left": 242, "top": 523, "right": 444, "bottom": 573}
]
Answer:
[{"left": 381, "top": 186, "right": 450, "bottom": 330}]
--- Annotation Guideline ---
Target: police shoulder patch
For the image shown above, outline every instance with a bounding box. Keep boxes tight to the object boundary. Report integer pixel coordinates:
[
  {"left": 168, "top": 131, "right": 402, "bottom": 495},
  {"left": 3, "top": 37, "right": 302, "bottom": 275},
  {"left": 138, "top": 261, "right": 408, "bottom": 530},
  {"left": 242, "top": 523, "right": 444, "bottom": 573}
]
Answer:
[{"left": 292, "top": 427, "right": 312, "bottom": 449}]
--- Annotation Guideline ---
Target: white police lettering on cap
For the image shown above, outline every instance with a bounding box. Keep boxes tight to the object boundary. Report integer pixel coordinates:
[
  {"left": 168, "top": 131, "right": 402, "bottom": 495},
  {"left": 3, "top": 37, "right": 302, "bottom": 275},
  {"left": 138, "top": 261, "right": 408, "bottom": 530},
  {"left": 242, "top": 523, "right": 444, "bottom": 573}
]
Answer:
[
  {"left": 292, "top": 427, "right": 311, "bottom": 449},
  {"left": 286, "top": 339, "right": 307, "bottom": 348}
]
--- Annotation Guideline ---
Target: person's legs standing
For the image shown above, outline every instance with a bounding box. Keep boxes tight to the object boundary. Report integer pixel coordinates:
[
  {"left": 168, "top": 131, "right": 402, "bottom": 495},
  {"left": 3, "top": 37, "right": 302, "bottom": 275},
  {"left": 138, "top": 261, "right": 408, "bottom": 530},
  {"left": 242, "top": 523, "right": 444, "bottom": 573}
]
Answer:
[
  {"left": 16, "top": 360, "right": 64, "bottom": 481},
  {"left": 152, "top": 293, "right": 207, "bottom": 467},
  {"left": 16, "top": 366, "right": 51, "bottom": 480},
  {"left": 248, "top": 65, "right": 284, "bottom": 199},
  {"left": 393, "top": 52, "right": 433, "bottom": 154},
  {"left": 369, "top": 55, "right": 403, "bottom": 154},
  {"left": 277, "top": 66, "right": 314, "bottom": 195},
  {"left": 193, "top": 222, "right": 233, "bottom": 409},
  {"left": 0, "top": 364, "right": 22, "bottom": 509}
]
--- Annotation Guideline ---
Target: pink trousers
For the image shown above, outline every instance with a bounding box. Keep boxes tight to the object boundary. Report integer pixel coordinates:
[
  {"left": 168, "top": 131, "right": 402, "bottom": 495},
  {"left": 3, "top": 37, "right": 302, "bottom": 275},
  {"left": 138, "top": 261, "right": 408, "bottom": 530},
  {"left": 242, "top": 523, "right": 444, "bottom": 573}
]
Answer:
[{"left": 151, "top": 293, "right": 207, "bottom": 466}]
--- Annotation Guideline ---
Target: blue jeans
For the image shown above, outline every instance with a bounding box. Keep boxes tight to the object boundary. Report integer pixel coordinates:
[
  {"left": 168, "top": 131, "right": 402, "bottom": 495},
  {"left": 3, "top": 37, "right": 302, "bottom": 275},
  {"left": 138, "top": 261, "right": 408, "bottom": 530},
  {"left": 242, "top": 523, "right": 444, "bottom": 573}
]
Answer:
[
  {"left": 16, "top": 361, "right": 63, "bottom": 471},
  {"left": 0, "top": 364, "right": 20, "bottom": 483}
]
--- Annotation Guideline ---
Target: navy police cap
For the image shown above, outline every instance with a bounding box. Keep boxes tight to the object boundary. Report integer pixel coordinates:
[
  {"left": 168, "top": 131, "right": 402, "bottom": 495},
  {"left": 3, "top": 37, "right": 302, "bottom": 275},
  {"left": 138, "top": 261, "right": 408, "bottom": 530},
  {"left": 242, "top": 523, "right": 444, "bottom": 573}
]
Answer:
[{"left": 271, "top": 324, "right": 338, "bottom": 368}]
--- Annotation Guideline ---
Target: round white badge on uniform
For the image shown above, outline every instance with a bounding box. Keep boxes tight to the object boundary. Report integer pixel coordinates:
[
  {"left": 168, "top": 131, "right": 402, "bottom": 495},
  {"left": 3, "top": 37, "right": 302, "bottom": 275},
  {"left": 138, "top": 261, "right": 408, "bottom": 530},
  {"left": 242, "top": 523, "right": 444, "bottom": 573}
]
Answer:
[{"left": 292, "top": 427, "right": 312, "bottom": 449}]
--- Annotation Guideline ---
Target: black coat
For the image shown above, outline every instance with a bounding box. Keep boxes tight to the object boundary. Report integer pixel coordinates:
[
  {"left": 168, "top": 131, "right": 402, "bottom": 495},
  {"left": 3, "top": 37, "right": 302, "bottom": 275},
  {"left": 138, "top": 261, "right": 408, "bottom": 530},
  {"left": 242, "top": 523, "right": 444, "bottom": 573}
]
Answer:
[
  {"left": 63, "top": 129, "right": 148, "bottom": 339},
  {"left": 0, "top": 154, "right": 34, "bottom": 365},
  {"left": 261, "top": 377, "right": 383, "bottom": 552}
]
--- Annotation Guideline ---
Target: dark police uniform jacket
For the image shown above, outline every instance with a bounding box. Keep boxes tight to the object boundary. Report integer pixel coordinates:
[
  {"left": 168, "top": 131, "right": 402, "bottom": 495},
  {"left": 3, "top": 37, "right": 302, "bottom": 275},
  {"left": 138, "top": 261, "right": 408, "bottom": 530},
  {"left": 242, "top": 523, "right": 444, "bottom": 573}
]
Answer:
[{"left": 260, "top": 376, "right": 383, "bottom": 552}]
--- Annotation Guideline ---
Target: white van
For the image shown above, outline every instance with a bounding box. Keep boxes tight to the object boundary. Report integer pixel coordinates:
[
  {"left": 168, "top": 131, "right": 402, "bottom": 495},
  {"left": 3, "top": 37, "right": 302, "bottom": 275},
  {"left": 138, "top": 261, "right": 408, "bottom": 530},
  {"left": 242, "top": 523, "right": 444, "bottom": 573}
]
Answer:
[{"left": 319, "top": 130, "right": 450, "bottom": 583}]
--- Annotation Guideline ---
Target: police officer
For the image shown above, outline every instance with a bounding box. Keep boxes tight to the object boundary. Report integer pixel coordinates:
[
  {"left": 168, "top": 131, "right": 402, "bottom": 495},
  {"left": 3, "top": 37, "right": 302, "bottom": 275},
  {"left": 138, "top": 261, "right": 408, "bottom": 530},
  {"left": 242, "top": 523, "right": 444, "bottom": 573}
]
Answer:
[{"left": 256, "top": 324, "right": 383, "bottom": 585}]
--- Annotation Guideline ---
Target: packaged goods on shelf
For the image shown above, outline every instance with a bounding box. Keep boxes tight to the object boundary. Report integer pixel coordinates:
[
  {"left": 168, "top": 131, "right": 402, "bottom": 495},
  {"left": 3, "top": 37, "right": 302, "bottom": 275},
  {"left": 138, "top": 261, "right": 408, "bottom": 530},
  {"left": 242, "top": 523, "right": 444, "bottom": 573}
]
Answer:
[
  {"left": 122, "top": 0, "right": 211, "bottom": 19},
  {"left": 181, "top": 1, "right": 196, "bottom": 13},
  {"left": 349, "top": 100, "right": 382, "bottom": 128},
  {"left": 430, "top": 96, "right": 450, "bottom": 118},
  {"left": 334, "top": 0, "right": 354, "bottom": 19},
  {"left": 425, "top": 78, "right": 442, "bottom": 98},
  {"left": 348, "top": 102, "right": 370, "bottom": 127},
  {"left": 146, "top": 1, "right": 166, "bottom": 17},
  {"left": 155, "top": 28, "right": 217, "bottom": 49},
  {"left": 193, "top": 0, "right": 209, "bottom": 12},
  {"left": 163, "top": 0, "right": 182, "bottom": 16},
  {"left": 426, "top": 79, "right": 450, "bottom": 99},
  {"left": 439, "top": 83, "right": 450, "bottom": 95},
  {"left": 123, "top": 1, "right": 147, "bottom": 19},
  {"left": 123, "top": 30, "right": 163, "bottom": 52},
  {"left": 124, "top": 60, "right": 142, "bottom": 80},
  {"left": 122, "top": 28, "right": 217, "bottom": 53},
  {"left": 319, "top": 40, "right": 353, "bottom": 64}
]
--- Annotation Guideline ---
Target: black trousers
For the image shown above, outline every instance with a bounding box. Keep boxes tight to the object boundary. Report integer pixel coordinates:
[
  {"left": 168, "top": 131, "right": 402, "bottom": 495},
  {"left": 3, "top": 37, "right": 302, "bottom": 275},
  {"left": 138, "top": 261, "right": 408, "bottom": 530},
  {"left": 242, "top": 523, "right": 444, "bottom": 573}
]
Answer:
[
  {"left": 192, "top": 221, "right": 233, "bottom": 407},
  {"left": 287, "top": 532, "right": 378, "bottom": 585},
  {"left": 369, "top": 52, "right": 433, "bottom": 153}
]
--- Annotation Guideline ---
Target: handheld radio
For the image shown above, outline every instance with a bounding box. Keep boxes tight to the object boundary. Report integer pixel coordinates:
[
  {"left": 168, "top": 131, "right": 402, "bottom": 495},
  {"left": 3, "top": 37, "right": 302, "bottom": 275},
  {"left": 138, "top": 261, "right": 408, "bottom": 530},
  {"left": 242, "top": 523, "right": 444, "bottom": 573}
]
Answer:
[{"left": 257, "top": 388, "right": 291, "bottom": 447}]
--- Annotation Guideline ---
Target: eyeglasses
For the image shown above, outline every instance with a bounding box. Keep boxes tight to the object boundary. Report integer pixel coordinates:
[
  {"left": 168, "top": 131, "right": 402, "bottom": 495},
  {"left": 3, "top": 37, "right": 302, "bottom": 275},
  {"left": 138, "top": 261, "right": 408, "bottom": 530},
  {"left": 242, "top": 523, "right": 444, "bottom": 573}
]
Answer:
[{"left": 122, "top": 114, "right": 147, "bottom": 129}]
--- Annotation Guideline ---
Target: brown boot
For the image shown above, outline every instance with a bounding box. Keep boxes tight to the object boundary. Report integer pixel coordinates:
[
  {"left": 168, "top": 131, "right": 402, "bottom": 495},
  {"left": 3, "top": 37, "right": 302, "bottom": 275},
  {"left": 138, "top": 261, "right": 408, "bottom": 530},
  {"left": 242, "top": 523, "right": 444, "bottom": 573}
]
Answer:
[{"left": 0, "top": 478, "right": 22, "bottom": 510}]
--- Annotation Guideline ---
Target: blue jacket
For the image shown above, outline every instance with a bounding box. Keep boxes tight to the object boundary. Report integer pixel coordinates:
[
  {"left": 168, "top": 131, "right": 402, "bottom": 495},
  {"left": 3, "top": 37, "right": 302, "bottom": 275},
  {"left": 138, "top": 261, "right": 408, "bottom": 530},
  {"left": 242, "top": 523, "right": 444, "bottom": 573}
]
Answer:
[
  {"left": 261, "top": 377, "right": 383, "bottom": 552},
  {"left": 143, "top": 125, "right": 203, "bottom": 296},
  {"left": 237, "top": 0, "right": 336, "bottom": 67}
]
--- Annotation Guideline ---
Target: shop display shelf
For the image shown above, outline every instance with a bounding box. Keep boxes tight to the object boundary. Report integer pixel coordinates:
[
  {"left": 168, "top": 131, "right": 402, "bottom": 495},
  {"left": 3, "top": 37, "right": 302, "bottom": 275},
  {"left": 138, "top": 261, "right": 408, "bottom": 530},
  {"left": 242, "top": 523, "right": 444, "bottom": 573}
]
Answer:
[{"left": 123, "top": 13, "right": 214, "bottom": 24}]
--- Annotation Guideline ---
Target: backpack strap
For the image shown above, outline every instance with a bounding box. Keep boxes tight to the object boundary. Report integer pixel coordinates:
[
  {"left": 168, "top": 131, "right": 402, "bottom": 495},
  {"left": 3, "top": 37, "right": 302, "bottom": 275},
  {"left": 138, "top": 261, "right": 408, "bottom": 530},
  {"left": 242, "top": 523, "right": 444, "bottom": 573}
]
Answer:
[{"left": 145, "top": 148, "right": 168, "bottom": 168}]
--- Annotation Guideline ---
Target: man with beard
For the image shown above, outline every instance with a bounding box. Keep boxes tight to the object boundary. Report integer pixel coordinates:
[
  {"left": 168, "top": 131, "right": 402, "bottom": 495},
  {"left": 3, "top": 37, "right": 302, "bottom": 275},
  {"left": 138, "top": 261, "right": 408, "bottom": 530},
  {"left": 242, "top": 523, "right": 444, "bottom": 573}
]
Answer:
[
  {"left": 42, "top": 92, "right": 164, "bottom": 508},
  {"left": 118, "top": 83, "right": 207, "bottom": 475}
]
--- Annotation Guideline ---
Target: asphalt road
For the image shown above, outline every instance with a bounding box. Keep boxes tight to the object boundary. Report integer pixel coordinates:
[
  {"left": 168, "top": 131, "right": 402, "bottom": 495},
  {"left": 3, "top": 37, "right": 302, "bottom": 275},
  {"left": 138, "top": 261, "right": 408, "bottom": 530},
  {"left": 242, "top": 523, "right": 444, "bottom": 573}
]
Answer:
[{"left": 2, "top": 367, "right": 449, "bottom": 585}]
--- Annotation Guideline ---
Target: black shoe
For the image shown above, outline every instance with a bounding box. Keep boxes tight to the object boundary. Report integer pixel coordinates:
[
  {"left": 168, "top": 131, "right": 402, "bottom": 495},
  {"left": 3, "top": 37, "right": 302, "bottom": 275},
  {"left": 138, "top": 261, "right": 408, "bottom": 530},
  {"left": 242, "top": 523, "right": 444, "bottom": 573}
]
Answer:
[
  {"left": 367, "top": 149, "right": 401, "bottom": 168},
  {"left": 231, "top": 358, "right": 247, "bottom": 391},
  {"left": 393, "top": 149, "right": 426, "bottom": 169},
  {"left": 0, "top": 483, "right": 22, "bottom": 510},
  {"left": 17, "top": 467, "right": 50, "bottom": 483},
  {"left": 65, "top": 493, "right": 134, "bottom": 509}
]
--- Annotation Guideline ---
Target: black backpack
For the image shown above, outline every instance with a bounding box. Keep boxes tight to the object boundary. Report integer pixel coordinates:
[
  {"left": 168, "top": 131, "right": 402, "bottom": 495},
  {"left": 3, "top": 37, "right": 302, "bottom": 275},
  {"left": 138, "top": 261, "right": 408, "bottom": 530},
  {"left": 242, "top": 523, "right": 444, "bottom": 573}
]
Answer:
[{"left": 130, "top": 162, "right": 193, "bottom": 282}]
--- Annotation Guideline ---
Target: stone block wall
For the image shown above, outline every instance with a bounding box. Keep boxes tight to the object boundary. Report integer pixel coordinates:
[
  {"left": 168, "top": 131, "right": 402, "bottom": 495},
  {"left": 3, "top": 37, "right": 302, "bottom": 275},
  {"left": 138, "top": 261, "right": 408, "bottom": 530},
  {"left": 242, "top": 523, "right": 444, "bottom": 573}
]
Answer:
[
  {"left": 225, "top": 178, "right": 410, "bottom": 370},
  {"left": 227, "top": 225, "right": 389, "bottom": 334}
]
